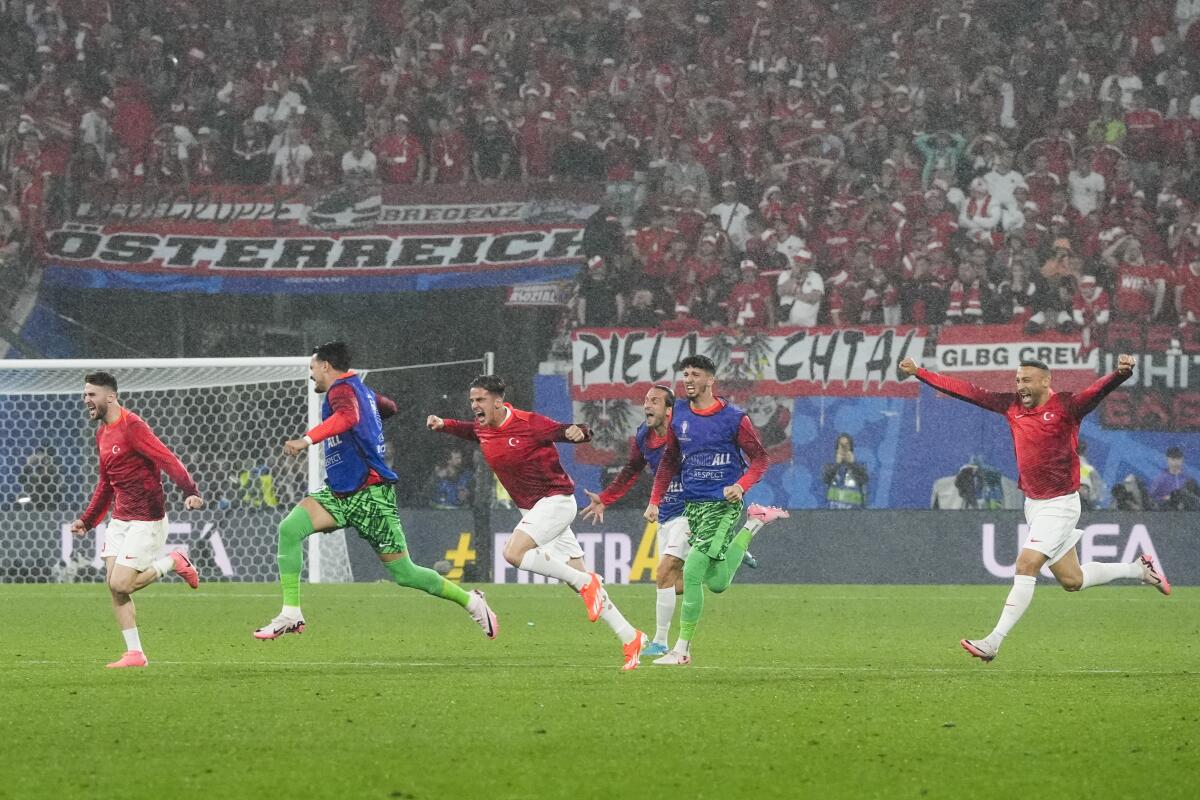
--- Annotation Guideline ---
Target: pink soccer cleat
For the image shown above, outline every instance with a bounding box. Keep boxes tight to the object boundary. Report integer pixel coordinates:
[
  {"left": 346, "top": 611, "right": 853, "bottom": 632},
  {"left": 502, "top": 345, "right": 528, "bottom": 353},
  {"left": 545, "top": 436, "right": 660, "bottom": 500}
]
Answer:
[
  {"left": 1139, "top": 555, "right": 1171, "bottom": 596},
  {"left": 254, "top": 613, "right": 306, "bottom": 640},
  {"left": 106, "top": 650, "right": 148, "bottom": 669},
  {"left": 960, "top": 638, "right": 996, "bottom": 663},
  {"left": 170, "top": 551, "right": 199, "bottom": 589},
  {"left": 747, "top": 504, "right": 790, "bottom": 525},
  {"left": 466, "top": 589, "right": 499, "bottom": 639}
]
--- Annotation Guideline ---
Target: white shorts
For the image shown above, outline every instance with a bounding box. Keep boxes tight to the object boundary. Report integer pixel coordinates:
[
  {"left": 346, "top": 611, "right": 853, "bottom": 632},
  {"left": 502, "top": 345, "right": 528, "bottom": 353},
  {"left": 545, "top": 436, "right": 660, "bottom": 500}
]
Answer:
[
  {"left": 99, "top": 517, "right": 169, "bottom": 571},
  {"left": 1022, "top": 492, "right": 1082, "bottom": 566},
  {"left": 658, "top": 515, "right": 691, "bottom": 561},
  {"left": 516, "top": 495, "right": 584, "bottom": 561}
]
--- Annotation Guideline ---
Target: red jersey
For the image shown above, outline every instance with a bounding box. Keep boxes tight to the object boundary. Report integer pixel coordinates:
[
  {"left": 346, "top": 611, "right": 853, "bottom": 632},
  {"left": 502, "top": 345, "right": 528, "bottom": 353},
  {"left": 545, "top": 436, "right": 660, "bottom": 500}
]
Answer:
[
  {"left": 80, "top": 409, "right": 199, "bottom": 529},
  {"left": 1176, "top": 264, "right": 1200, "bottom": 320},
  {"left": 916, "top": 369, "right": 1130, "bottom": 499},
  {"left": 1113, "top": 261, "right": 1166, "bottom": 316},
  {"left": 439, "top": 404, "right": 590, "bottom": 510}
]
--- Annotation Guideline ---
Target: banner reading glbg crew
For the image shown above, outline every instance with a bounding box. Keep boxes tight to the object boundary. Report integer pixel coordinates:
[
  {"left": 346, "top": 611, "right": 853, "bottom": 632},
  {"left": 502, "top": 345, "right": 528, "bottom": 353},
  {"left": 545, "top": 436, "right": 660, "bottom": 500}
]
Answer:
[{"left": 41, "top": 182, "right": 601, "bottom": 294}]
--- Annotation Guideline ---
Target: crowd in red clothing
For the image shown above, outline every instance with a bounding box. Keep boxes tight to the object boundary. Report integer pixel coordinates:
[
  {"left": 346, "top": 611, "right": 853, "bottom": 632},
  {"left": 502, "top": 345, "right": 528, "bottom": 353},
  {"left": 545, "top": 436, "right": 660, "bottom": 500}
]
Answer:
[{"left": 6, "top": 1, "right": 1200, "bottom": 344}]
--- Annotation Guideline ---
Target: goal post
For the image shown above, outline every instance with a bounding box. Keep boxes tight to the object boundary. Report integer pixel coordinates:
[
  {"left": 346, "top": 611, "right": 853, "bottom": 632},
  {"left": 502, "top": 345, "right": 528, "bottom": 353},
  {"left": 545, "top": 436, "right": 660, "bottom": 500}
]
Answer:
[{"left": 0, "top": 353, "right": 494, "bottom": 584}]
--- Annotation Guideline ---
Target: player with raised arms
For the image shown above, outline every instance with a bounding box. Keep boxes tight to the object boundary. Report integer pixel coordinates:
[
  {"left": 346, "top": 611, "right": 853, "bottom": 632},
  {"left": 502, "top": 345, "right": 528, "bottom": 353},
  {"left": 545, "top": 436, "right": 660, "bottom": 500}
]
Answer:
[
  {"left": 644, "top": 354, "right": 789, "bottom": 666},
  {"left": 580, "top": 383, "right": 758, "bottom": 658},
  {"left": 254, "top": 342, "right": 497, "bottom": 641},
  {"left": 899, "top": 354, "right": 1171, "bottom": 662},
  {"left": 428, "top": 374, "right": 647, "bottom": 670},
  {"left": 71, "top": 371, "right": 204, "bottom": 669}
]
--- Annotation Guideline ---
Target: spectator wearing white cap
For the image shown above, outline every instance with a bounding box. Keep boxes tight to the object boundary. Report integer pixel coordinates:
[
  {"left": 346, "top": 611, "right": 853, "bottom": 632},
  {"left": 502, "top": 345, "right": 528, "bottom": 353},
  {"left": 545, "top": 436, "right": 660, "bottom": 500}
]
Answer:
[
  {"left": 1073, "top": 274, "right": 1111, "bottom": 350},
  {"left": 777, "top": 250, "right": 824, "bottom": 326},
  {"left": 710, "top": 180, "right": 752, "bottom": 251},
  {"left": 377, "top": 114, "right": 425, "bottom": 185},
  {"left": 727, "top": 259, "right": 776, "bottom": 328}
]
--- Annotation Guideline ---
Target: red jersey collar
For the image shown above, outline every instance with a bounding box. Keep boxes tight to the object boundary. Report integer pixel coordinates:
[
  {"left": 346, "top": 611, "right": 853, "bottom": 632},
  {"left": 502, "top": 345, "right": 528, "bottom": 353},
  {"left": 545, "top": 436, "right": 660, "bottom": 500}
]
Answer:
[{"left": 689, "top": 397, "right": 726, "bottom": 416}]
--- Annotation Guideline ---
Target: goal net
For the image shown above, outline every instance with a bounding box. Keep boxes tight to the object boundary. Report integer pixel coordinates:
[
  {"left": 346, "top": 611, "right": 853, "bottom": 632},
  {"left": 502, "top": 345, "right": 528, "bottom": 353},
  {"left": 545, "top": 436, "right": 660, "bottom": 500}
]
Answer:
[{"left": 0, "top": 354, "right": 494, "bottom": 584}]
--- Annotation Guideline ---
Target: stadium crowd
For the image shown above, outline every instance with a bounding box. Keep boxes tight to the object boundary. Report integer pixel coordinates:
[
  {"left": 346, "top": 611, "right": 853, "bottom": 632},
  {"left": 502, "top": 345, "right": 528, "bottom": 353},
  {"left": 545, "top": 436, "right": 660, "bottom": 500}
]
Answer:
[{"left": 5, "top": 1, "right": 1200, "bottom": 342}]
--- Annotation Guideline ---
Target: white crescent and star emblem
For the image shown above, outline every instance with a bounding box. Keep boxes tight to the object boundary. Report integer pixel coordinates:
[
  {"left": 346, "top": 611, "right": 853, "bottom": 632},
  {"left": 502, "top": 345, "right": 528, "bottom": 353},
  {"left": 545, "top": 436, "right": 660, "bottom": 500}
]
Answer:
[
  {"left": 111, "top": 445, "right": 121, "bottom": 454},
  {"left": 508, "top": 437, "right": 520, "bottom": 447},
  {"left": 1043, "top": 412, "right": 1055, "bottom": 421}
]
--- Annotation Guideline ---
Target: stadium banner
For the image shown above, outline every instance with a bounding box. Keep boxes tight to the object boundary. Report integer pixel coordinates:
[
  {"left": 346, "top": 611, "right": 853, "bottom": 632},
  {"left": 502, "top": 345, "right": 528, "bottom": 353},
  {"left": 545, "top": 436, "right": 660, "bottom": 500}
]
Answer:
[
  {"left": 3, "top": 508, "right": 1196, "bottom": 585},
  {"left": 935, "top": 324, "right": 1099, "bottom": 392},
  {"left": 1096, "top": 323, "right": 1200, "bottom": 431},
  {"left": 505, "top": 282, "right": 572, "bottom": 307},
  {"left": 41, "top": 183, "right": 601, "bottom": 294},
  {"left": 338, "top": 509, "right": 1199, "bottom": 586},
  {"left": 569, "top": 326, "right": 926, "bottom": 401}
]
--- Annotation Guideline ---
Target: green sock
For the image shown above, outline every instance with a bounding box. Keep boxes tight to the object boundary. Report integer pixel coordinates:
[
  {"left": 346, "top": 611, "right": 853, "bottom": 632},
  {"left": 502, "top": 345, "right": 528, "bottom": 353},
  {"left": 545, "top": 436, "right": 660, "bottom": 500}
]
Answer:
[
  {"left": 277, "top": 505, "right": 315, "bottom": 606},
  {"left": 707, "top": 528, "right": 755, "bottom": 593},
  {"left": 678, "top": 548, "right": 711, "bottom": 641},
  {"left": 385, "top": 556, "right": 471, "bottom": 607}
]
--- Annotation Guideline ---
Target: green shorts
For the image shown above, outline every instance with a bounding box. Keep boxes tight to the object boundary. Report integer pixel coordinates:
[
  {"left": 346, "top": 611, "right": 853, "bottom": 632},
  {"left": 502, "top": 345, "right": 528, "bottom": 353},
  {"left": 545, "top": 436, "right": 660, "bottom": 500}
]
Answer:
[
  {"left": 309, "top": 483, "right": 408, "bottom": 555},
  {"left": 684, "top": 500, "right": 743, "bottom": 560}
]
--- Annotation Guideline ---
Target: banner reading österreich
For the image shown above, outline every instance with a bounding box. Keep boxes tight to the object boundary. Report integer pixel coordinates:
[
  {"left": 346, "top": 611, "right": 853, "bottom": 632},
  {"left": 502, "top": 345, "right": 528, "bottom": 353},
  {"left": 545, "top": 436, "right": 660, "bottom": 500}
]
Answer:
[
  {"left": 570, "top": 326, "right": 926, "bottom": 400},
  {"left": 41, "top": 183, "right": 601, "bottom": 294}
]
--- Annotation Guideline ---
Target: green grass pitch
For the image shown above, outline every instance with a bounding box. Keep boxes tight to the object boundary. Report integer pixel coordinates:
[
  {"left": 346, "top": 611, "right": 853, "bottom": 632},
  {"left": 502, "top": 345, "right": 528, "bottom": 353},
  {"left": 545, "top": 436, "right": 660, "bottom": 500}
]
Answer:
[{"left": 1, "top": 583, "right": 1196, "bottom": 799}]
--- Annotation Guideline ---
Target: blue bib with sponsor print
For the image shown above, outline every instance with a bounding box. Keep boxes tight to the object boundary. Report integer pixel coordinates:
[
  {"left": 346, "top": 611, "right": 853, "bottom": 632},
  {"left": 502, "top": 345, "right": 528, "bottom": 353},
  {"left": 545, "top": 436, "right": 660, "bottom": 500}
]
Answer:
[
  {"left": 322, "top": 373, "right": 397, "bottom": 494},
  {"left": 636, "top": 422, "right": 684, "bottom": 522},
  {"left": 670, "top": 398, "right": 747, "bottom": 503}
]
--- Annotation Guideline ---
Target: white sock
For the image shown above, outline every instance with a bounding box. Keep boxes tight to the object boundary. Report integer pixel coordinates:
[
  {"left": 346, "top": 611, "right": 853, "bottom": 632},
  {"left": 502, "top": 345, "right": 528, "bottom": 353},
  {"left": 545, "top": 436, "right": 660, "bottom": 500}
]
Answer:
[
  {"left": 599, "top": 592, "right": 638, "bottom": 644},
  {"left": 122, "top": 627, "right": 142, "bottom": 652},
  {"left": 743, "top": 518, "right": 763, "bottom": 536},
  {"left": 984, "top": 575, "right": 1036, "bottom": 650},
  {"left": 673, "top": 637, "right": 691, "bottom": 655},
  {"left": 282, "top": 605, "right": 303, "bottom": 618},
  {"left": 1080, "top": 561, "right": 1143, "bottom": 590},
  {"left": 518, "top": 548, "right": 590, "bottom": 591},
  {"left": 150, "top": 555, "right": 175, "bottom": 579},
  {"left": 654, "top": 588, "right": 676, "bottom": 644}
]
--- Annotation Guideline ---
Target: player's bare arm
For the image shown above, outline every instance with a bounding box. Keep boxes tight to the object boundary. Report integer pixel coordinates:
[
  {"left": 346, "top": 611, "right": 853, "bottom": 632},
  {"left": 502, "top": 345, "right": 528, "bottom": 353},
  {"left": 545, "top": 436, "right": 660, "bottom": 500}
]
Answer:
[{"left": 582, "top": 489, "right": 606, "bottom": 523}]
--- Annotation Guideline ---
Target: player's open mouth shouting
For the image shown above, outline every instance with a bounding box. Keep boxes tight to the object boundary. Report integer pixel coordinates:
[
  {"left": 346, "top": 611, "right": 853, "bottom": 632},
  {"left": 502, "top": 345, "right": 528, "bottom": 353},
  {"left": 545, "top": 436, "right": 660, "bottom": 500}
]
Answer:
[{"left": 1017, "top": 387, "right": 1034, "bottom": 407}]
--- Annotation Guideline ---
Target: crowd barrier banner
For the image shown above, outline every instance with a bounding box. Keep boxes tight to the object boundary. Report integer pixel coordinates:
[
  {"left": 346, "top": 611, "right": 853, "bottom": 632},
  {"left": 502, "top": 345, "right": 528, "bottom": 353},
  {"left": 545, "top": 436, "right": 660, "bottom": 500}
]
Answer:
[
  {"left": 42, "top": 183, "right": 601, "bottom": 293},
  {"left": 935, "top": 324, "right": 1098, "bottom": 391},
  {"left": 2, "top": 508, "right": 1194, "bottom": 585}
]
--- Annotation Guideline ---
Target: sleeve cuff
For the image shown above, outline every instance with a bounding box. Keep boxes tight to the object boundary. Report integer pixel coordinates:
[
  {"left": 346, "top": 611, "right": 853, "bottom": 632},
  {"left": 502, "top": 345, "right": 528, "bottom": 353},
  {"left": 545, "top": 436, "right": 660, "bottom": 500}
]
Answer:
[{"left": 303, "top": 435, "right": 314, "bottom": 446}]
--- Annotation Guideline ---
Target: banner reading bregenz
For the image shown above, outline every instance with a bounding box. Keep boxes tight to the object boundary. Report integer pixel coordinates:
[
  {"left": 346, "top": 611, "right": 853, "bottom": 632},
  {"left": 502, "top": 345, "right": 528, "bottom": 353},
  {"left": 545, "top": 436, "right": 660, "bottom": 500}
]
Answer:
[{"left": 41, "top": 183, "right": 600, "bottom": 294}]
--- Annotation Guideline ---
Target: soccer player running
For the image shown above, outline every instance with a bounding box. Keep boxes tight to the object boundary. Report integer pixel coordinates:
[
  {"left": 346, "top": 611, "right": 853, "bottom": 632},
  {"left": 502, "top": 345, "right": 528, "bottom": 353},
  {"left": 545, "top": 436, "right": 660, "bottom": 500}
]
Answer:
[
  {"left": 643, "top": 355, "right": 789, "bottom": 666},
  {"left": 254, "top": 342, "right": 497, "bottom": 641},
  {"left": 581, "top": 383, "right": 759, "bottom": 658},
  {"left": 899, "top": 355, "right": 1171, "bottom": 662},
  {"left": 428, "top": 374, "right": 647, "bottom": 670},
  {"left": 70, "top": 372, "right": 204, "bottom": 669}
]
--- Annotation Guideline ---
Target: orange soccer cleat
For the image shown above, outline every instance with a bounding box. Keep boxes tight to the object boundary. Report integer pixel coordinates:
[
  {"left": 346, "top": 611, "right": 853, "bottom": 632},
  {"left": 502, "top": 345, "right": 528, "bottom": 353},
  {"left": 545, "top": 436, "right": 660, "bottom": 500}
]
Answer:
[
  {"left": 170, "top": 551, "right": 199, "bottom": 589},
  {"left": 106, "top": 650, "right": 148, "bottom": 669},
  {"left": 579, "top": 572, "right": 605, "bottom": 622}
]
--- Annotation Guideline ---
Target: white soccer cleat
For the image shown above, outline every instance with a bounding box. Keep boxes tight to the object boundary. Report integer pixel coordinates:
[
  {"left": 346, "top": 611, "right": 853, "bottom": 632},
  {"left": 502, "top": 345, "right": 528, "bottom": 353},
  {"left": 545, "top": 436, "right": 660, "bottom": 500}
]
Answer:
[
  {"left": 466, "top": 589, "right": 499, "bottom": 639},
  {"left": 960, "top": 638, "right": 996, "bottom": 662},
  {"left": 254, "top": 613, "right": 306, "bottom": 640},
  {"left": 653, "top": 650, "right": 692, "bottom": 666}
]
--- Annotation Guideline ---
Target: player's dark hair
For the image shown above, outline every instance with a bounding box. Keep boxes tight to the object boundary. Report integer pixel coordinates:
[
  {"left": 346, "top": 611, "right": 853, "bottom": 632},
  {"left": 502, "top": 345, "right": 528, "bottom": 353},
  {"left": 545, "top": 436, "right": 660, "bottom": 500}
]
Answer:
[
  {"left": 1166, "top": 446, "right": 1184, "bottom": 459},
  {"left": 84, "top": 371, "right": 118, "bottom": 392},
  {"left": 678, "top": 354, "right": 717, "bottom": 375},
  {"left": 836, "top": 433, "right": 855, "bottom": 453},
  {"left": 650, "top": 383, "right": 675, "bottom": 406},
  {"left": 471, "top": 374, "right": 506, "bottom": 397},
  {"left": 1019, "top": 359, "right": 1050, "bottom": 372},
  {"left": 313, "top": 341, "right": 352, "bottom": 371}
]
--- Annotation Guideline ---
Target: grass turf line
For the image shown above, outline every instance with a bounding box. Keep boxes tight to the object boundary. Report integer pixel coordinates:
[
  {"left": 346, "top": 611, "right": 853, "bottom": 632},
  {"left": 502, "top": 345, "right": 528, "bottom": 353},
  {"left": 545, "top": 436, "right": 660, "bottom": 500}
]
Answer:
[{"left": 0, "top": 583, "right": 1196, "bottom": 800}]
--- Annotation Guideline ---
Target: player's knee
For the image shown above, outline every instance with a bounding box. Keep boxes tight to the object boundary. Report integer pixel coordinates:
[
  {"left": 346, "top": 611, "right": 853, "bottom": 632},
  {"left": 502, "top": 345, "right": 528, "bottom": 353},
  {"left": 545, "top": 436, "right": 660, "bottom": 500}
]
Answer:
[
  {"left": 108, "top": 575, "right": 135, "bottom": 595},
  {"left": 1060, "top": 576, "right": 1083, "bottom": 592},
  {"left": 503, "top": 532, "right": 533, "bottom": 567}
]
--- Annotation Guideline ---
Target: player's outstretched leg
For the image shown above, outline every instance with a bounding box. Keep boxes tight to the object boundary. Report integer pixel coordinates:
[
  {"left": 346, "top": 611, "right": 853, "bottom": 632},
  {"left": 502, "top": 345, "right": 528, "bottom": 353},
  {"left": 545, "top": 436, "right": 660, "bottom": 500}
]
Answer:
[
  {"left": 383, "top": 554, "right": 499, "bottom": 639},
  {"left": 1077, "top": 554, "right": 1171, "bottom": 595},
  {"left": 706, "top": 504, "right": 790, "bottom": 593},
  {"left": 963, "top": 573, "right": 1037, "bottom": 662},
  {"left": 255, "top": 504, "right": 315, "bottom": 639}
]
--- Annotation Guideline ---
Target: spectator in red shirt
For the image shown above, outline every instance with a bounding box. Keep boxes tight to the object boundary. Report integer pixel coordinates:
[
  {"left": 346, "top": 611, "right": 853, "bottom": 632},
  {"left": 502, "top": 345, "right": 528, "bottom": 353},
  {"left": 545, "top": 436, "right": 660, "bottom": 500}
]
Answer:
[
  {"left": 727, "top": 260, "right": 776, "bottom": 329},
  {"left": 518, "top": 111, "right": 556, "bottom": 181},
  {"left": 376, "top": 114, "right": 425, "bottom": 184},
  {"left": 1175, "top": 259, "right": 1200, "bottom": 343},
  {"left": 428, "top": 118, "right": 471, "bottom": 185},
  {"left": 1106, "top": 237, "right": 1168, "bottom": 321},
  {"left": 1073, "top": 275, "right": 1112, "bottom": 351}
]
